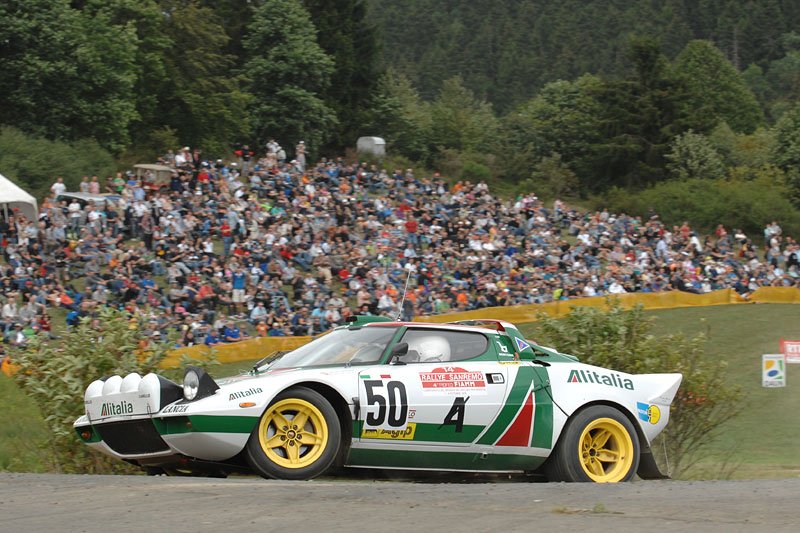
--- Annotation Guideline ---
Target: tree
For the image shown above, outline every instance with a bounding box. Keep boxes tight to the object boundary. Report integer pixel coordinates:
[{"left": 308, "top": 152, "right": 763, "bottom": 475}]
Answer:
[
  {"left": 85, "top": 0, "right": 172, "bottom": 148},
  {"left": 590, "top": 37, "right": 690, "bottom": 190},
  {"left": 304, "top": 0, "right": 380, "bottom": 151},
  {"left": 672, "top": 40, "right": 763, "bottom": 134},
  {"left": 366, "top": 69, "right": 432, "bottom": 162},
  {"left": 156, "top": 1, "right": 250, "bottom": 155},
  {"left": 772, "top": 101, "right": 800, "bottom": 202},
  {"left": 243, "top": 0, "right": 336, "bottom": 157},
  {"left": 0, "top": 0, "right": 139, "bottom": 151},
  {"left": 709, "top": 122, "right": 776, "bottom": 170},
  {"left": 665, "top": 130, "right": 726, "bottom": 180},
  {"left": 500, "top": 75, "right": 602, "bottom": 188},
  {"left": 531, "top": 301, "right": 743, "bottom": 478},
  {"left": 428, "top": 76, "right": 498, "bottom": 155},
  {"left": 529, "top": 152, "right": 580, "bottom": 198}
]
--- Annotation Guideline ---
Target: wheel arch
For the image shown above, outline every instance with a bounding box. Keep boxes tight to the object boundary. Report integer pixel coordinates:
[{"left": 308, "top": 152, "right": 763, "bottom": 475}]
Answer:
[
  {"left": 546, "top": 399, "right": 656, "bottom": 479},
  {"left": 278, "top": 381, "right": 353, "bottom": 464},
  {"left": 558, "top": 399, "right": 649, "bottom": 450}
]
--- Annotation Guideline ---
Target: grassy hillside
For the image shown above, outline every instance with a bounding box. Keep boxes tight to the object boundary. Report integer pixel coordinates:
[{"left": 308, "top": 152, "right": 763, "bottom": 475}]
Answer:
[
  {"left": 648, "top": 304, "right": 800, "bottom": 479},
  {"left": 0, "top": 373, "right": 50, "bottom": 472},
  {"left": 3, "top": 303, "right": 800, "bottom": 478}
]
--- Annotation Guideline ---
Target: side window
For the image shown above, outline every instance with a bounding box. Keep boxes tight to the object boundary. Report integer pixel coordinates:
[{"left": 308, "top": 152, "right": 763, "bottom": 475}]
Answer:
[{"left": 399, "top": 329, "right": 489, "bottom": 363}]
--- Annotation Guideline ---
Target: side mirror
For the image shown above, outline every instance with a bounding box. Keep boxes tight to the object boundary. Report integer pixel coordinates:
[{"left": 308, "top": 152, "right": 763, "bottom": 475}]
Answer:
[{"left": 389, "top": 342, "right": 409, "bottom": 365}]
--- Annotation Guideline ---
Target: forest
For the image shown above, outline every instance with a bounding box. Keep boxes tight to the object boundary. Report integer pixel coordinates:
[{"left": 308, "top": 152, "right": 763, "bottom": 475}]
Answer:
[{"left": 3, "top": 0, "right": 800, "bottom": 234}]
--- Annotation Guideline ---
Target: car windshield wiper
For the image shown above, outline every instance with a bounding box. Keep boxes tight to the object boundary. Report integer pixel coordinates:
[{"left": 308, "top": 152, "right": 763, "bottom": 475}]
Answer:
[{"left": 252, "top": 351, "right": 289, "bottom": 373}]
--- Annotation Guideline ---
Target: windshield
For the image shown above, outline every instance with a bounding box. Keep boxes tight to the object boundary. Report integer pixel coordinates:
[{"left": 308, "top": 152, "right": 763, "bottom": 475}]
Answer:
[{"left": 265, "top": 326, "right": 398, "bottom": 370}]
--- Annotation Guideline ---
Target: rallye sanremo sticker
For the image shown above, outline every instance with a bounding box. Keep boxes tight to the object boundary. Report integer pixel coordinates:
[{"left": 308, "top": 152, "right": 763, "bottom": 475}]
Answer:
[{"left": 419, "top": 366, "right": 487, "bottom": 396}]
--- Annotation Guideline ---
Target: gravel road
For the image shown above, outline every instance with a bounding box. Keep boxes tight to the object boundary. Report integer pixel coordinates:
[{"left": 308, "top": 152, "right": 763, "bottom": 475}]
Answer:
[{"left": 1, "top": 473, "right": 797, "bottom": 532}]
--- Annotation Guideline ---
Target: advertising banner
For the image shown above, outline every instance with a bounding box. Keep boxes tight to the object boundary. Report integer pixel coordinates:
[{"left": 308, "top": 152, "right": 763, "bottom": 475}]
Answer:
[{"left": 780, "top": 339, "right": 800, "bottom": 364}]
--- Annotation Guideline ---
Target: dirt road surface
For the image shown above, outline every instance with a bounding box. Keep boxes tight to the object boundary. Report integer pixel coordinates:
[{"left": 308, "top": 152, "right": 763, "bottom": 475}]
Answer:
[{"left": 1, "top": 473, "right": 798, "bottom": 532}]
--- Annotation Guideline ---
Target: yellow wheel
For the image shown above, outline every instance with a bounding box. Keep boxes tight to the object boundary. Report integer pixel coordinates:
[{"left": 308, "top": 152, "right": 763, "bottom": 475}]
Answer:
[
  {"left": 546, "top": 405, "right": 640, "bottom": 483},
  {"left": 578, "top": 417, "right": 635, "bottom": 482},
  {"left": 246, "top": 387, "right": 341, "bottom": 480},
  {"left": 259, "top": 398, "right": 328, "bottom": 469}
]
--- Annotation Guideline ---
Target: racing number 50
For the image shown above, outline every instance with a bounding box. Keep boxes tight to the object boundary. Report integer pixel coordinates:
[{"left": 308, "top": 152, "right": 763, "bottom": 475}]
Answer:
[{"left": 363, "top": 380, "right": 408, "bottom": 427}]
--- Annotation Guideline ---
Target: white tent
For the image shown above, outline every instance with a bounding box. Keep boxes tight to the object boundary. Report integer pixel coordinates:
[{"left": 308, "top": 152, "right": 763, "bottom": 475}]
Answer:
[{"left": 0, "top": 172, "right": 38, "bottom": 221}]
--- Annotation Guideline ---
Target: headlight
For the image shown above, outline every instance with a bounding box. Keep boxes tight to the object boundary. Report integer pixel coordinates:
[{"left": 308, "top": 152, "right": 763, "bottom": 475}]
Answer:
[
  {"left": 183, "top": 370, "right": 200, "bottom": 400},
  {"left": 182, "top": 366, "right": 220, "bottom": 402}
]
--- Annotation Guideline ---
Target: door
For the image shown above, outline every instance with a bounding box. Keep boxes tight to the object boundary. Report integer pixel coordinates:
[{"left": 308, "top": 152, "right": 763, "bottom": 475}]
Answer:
[{"left": 357, "top": 329, "right": 508, "bottom": 447}]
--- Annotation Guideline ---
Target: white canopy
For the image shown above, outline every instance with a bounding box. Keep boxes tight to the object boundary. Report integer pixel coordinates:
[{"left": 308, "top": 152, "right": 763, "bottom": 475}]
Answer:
[{"left": 0, "top": 172, "right": 38, "bottom": 221}]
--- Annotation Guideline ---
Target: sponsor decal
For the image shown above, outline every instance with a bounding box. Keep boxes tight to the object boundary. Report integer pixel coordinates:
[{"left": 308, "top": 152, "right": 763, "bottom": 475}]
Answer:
[
  {"left": 567, "top": 369, "right": 634, "bottom": 390},
  {"left": 636, "top": 402, "right": 661, "bottom": 424},
  {"left": 515, "top": 337, "right": 531, "bottom": 352},
  {"left": 229, "top": 387, "right": 263, "bottom": 401},
  {"left": 420, "top": 366, "right": 487, "bottom": 395},
  {"left": 138, "top": 393, "right": 151, "bottom": 399},
  {"left": 362, "top": 422, "right": 417, "bottom": 440},
  {"left": 162, "top": 404, "right": 189, "bottom": 414},
  {"left": 499, "top": 361, "right": 520, "bottom": 365},
  {"left": 100, "top": 401, "right": 134, "bottom": 417}
]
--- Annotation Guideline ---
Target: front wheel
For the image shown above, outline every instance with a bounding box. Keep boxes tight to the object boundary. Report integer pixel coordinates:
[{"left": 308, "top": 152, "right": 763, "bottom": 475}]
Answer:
[
  {"left": 546, "top": 405, "right": 640, "bottom": 483},
  {"left": 246, "top": 387, "right": 341, "bottom": 480}
]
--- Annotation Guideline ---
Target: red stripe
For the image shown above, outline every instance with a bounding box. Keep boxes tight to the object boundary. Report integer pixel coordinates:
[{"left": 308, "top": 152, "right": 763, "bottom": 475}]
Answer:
[
  {"left": 496, "top": 392, "right": 535, "bottom": 447},
  {"left": 380, "top": 374, "right": 391, "bottom": 379}
]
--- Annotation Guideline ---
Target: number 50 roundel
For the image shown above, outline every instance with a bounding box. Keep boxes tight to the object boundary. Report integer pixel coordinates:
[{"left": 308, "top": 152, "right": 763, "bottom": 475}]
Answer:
[{"left": 363, "top": 380, "right": 408, "bottom": 430}]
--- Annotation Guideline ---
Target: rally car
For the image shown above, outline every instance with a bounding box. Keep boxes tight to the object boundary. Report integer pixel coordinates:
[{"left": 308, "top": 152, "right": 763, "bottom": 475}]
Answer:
[{"left": 74, "top": 317, "right": 682, "bottom": 483}]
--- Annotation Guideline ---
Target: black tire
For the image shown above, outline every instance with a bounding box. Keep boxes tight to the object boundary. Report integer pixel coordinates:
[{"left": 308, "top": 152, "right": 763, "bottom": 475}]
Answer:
[
  {"left": 546, "top": 405, "right": 640, "bottom": 483},
  {"left": 246, "top": 387, "right": 341, "bottom": 480}
]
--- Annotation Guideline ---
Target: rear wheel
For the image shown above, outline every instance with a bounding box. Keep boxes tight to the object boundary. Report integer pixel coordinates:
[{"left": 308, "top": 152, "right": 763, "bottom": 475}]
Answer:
[
  {"left": 246, "top": 387, "right": 341, "bottom": 480},
  {"left": 546, "top": 405, "right": 640, "bottom": 483}
]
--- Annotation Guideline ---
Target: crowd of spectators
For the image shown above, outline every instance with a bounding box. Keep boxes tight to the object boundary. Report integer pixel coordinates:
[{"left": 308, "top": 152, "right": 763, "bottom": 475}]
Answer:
[{"left": 2, "top": 141, "right": 799, "bottom": 349}]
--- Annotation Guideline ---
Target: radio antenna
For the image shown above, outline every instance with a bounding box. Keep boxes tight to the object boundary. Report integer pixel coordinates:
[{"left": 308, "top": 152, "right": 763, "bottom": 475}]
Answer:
[{"left": 396, "top": 268, "right": 413, "bottom": 321}]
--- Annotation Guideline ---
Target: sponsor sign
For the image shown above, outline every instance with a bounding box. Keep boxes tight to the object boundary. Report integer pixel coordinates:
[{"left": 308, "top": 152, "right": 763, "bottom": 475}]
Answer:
[
  {"left": 762, "top": 354, "right": 786, "bottom": 387},
  {"left": 636, "top": 402, "right": 661, "bottom": 425},
  {"left": 780, "top": 339, "right": 800, "bottom": 364},
  {"left": 419, "top": 366, "right": 487, "bottom": 395},
  {"left": 567, "top": 369, "right": 634, "bottom": 390},
  {"left": 362, "top": 422, "right": 417, "bottom": 440}
]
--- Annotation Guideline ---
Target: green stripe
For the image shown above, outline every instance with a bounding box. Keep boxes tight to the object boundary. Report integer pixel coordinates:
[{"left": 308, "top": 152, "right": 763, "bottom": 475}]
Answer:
[
  {"left": 348, "top": 448, "right": 545, "bottom": 471},
  {"left": 530, "top": 367, "right": 554, "bottom": 448},
  {"left": 153, "top": 415, "right": 258, "bottom": 435},
  {"left": 477, "top": 366, "right": 537, "bottom": 445},
  {"left": 413, "top": 422, "right": 483, "bottom": 443}
]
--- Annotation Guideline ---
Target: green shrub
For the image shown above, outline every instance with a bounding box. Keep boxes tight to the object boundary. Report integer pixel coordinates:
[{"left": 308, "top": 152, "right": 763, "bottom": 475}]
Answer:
[
  {"left": 0, "top": 126, "right": 115, "bottom": 198},
  {"left": 597, "top": 176, "right": 800, "bottom": 237},
  {"left": 10, "top": 308, "right": 214, "bottom": 474},
  {"left": 528, "top": 300, "right": 743, "bottom": 478}
]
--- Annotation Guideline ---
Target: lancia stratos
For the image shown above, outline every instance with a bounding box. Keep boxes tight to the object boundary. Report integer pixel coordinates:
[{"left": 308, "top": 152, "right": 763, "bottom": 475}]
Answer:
[{"left": 74, "top": 317, "right": 682, "bottom": 483}]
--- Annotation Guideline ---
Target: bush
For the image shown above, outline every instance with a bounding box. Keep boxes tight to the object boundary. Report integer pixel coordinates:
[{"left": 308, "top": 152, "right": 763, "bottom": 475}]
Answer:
[
  {"left": 10, "top": 308, "right": 214, "bottom": 474},
  {"left": 597, "top": 176, "right": 800, "bottom": 238},
  {"left": 530, "top": 300, "right": 742, "bottom": 478},
  {"left": 0, "top": 126, "right": 115, "bottom": 198}
]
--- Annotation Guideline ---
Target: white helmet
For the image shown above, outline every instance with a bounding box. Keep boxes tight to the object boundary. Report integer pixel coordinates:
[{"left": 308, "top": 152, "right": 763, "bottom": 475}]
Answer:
[{"left": 414, "top": 335, "right": 450, "bottom": 362}]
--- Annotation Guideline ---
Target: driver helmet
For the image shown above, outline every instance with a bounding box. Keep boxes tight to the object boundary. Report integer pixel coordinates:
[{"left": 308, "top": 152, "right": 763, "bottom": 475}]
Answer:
[{"left": 414, "top": 335, "right": 450, "bottom": 362}]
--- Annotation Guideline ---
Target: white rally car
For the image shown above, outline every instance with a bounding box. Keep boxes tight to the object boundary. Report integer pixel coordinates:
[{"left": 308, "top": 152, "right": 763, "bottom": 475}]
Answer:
[{"left": 74, "top": 317, "right": 682, "bottom": 482}]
